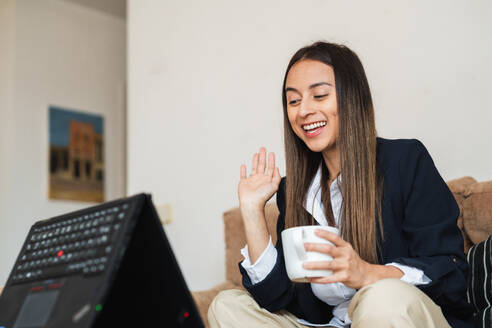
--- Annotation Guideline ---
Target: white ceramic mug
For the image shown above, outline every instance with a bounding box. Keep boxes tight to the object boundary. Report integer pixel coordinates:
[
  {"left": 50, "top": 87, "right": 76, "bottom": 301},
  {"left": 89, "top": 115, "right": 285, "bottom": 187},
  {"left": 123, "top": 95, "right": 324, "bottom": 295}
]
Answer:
[{"left": 281, "top": 225, "right": 340, "bottom": 283}]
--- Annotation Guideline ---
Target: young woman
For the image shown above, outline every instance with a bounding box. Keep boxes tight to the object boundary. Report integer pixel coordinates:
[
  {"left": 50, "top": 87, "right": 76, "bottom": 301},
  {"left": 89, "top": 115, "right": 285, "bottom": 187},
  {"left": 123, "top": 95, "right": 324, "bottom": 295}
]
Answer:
[{"left": 208, "top": 42, "right": 473, "bottom": 328}]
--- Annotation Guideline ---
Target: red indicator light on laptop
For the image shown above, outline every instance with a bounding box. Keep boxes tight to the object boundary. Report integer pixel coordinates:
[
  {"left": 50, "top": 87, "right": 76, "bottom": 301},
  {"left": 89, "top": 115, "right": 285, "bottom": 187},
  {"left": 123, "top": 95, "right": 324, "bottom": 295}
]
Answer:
[
  {"left": 184, "top": 312, "right": 189, "bottom": 318},
  {"left": 57, "top": 250, "right": 63, "bottom": 257},
  {"left": 48, "top": 283, "right": 62, "bottom": 289}
]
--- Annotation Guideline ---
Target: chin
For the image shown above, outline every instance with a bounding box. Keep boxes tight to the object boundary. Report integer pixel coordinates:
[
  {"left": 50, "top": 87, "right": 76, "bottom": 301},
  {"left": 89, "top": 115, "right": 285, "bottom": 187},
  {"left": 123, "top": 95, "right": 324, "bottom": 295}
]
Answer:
[
  {"left": 304, "top": 141, "right": 329, "bottom": 153},
  {"left": 303, "top": 137, "right": 337, "bottom": 153}
]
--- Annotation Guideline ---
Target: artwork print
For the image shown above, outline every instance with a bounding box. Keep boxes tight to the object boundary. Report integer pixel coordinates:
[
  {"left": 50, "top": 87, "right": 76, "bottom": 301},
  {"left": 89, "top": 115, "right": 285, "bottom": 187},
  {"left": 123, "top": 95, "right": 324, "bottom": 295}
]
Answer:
[{"left": 49, "top": 106, "right": 104, "bottom": 202}]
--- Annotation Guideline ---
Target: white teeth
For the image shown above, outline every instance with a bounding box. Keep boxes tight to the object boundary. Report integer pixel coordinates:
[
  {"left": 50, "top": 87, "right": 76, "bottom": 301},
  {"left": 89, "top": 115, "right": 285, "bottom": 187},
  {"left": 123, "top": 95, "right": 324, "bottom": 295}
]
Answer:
[{"left": 303, "top": 121, "right": 326, "bottom": 131}]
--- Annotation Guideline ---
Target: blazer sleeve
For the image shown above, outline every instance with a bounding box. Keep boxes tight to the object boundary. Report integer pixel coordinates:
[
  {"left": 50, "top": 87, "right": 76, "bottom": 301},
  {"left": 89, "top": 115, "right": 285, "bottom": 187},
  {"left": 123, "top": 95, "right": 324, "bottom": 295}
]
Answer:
[
  {"left": 238, "top": 178, "right": 334, "bottom": 324},
  {"left": 392, "top": 139, "right": 471, "bottom": 317}
]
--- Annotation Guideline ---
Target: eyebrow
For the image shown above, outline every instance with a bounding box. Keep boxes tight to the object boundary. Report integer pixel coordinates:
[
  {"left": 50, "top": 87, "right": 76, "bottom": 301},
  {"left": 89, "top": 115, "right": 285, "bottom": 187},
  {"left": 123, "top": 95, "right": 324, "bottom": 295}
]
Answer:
[{"left": 285, "top": 82, "right": 333, "bottom": 93}]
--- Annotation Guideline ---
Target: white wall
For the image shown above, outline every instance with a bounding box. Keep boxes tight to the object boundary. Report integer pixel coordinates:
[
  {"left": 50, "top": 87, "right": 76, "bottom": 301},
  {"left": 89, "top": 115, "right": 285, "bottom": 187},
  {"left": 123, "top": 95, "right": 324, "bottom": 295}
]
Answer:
[
  {"left": 0, "top": 0, "right": 126, "bottom": 284},
  {"left": 128, "top": 0, "right": 492, "bottom": 290},
  {"left": 0, "top": 0, "right": 16, "bottom": 284}
]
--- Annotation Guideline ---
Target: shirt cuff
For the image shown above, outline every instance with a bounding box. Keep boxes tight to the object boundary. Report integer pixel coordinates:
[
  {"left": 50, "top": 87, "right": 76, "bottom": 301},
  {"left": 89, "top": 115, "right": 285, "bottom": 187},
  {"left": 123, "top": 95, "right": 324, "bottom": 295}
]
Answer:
[
  {"left": 386, "top": 262, "right": 432, "bottom": 285},
  {"left": 310, "top": 282, "right": 355, "bottom": 306},
  {"left": 240, "top": 236, "right": 277, "bottom": 284}
]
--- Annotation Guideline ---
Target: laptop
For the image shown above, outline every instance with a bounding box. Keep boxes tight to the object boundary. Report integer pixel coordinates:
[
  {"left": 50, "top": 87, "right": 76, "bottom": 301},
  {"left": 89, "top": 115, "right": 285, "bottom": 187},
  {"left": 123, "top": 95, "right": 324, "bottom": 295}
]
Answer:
[{"left": 0, "top": 193, "right": 205, "bottom": 327}]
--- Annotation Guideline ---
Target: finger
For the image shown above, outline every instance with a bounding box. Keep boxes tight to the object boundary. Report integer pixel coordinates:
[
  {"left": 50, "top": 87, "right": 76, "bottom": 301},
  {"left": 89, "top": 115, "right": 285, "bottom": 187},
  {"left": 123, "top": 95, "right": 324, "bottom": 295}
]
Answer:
[
  {"left": 307, "top": 277, "right": 325, "bottom": 284},
  {"left": 308, "top": 276, "right": 337, "bottom": 284},
  {"left": 304, "top": 242, "right": 342, "bottom": 258},
  {"left": 302, "top": 259, "right": 343, "bottom": 271},
  {"left": 266, "top": 152, "right": 275, "bottom": 177},
  {"left": 257, "top": 147, "right": 266, "bottom": 174},
  {"left": 272, "top": 167, "right": 281, "bottom": 185},
  {"left": 314, "top": 229, "right": 348, "bottom": 247},
  {"left": 240, "top": 164, "right": 246, "bottom": 180},
  {"left": 251, "top": 153, "right": 258, "bottom": 175},
  {"left": 308, "top": 271, "right": 348, "bottom": 284}
]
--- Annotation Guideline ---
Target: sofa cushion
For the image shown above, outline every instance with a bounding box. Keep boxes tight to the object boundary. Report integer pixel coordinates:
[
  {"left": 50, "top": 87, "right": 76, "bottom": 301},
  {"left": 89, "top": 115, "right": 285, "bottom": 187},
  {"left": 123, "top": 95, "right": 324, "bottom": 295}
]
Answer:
[
  {"left": 466, "top": 234, "right": 492, "bottom": 327},
  {"left": 463, "top": 181, "right": 492, "bottom": 244}
]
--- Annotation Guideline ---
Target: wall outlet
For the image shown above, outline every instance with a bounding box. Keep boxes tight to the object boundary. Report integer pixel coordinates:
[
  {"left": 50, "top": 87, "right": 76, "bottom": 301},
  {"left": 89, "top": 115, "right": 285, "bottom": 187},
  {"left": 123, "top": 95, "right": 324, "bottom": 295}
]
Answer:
[{"left": 156, "top": 203, "right": 173, "bottom": 225}]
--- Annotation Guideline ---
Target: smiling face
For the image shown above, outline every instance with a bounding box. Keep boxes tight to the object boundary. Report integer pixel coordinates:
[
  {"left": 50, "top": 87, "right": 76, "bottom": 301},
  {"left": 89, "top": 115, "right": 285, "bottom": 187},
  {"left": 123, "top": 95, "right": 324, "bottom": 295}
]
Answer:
[{"left": 285, "top": 59, "right": 339, "bottom": 154}]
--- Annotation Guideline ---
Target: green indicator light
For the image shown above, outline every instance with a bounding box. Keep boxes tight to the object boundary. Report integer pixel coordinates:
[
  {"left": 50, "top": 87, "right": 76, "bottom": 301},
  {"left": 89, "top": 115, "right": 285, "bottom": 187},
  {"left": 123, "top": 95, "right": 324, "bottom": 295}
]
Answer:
[{"left": 95, "top": 304, "right": 102, "bottom": 312}]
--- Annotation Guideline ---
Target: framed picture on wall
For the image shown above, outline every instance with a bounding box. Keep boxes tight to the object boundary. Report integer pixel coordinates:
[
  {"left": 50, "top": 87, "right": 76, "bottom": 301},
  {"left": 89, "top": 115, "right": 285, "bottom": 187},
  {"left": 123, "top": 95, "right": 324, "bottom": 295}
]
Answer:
[{"left": 49, "top": 106, "right": 105, "bottom": 202}]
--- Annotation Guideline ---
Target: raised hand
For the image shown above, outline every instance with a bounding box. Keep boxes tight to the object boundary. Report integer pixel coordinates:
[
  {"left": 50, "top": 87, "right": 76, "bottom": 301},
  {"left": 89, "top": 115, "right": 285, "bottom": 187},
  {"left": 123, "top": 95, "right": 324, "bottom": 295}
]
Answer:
[
  {"left": 238, "top": 147, "right": 281, "bottom": 263},
  {"left": 238, "top": 147, "right": 281, "bottom": 212}
]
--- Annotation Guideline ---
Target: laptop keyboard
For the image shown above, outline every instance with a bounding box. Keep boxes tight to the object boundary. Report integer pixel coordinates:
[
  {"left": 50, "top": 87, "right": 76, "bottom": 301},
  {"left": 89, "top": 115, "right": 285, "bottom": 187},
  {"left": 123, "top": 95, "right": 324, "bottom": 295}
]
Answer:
[{"left": 11, "top": 202, "right": 131, "bottom": 285}]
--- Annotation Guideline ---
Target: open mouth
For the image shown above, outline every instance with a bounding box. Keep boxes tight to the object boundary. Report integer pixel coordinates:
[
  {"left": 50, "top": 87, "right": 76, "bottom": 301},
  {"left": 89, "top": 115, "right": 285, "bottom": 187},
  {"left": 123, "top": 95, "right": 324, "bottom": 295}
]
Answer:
[{"left": 302, "top": 121, "right": 326, "bottom": 137}]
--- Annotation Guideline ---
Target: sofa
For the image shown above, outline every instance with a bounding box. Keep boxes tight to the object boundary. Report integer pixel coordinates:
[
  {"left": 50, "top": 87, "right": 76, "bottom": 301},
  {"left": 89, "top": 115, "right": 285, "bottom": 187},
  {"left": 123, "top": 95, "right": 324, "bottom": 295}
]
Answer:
[{"left": 192, "top": 176, "right": 492, "bottom": 327}]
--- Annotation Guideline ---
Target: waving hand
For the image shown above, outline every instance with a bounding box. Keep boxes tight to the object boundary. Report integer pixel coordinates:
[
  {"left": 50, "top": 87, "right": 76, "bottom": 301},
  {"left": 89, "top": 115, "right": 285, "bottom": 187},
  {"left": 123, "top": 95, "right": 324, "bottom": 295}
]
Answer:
[{"left": 238, "top": 147, "right": 281, "bottom": 212}]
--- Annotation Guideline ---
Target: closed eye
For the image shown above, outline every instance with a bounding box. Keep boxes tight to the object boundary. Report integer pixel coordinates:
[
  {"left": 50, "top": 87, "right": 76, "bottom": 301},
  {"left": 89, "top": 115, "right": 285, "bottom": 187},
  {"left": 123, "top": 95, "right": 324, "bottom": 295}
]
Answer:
[
  {"left": 289, "top": 99, "right": 300, "bottom": 105},
  {"left": 314, "top": 94, "right": 328, "bottom": 99}
]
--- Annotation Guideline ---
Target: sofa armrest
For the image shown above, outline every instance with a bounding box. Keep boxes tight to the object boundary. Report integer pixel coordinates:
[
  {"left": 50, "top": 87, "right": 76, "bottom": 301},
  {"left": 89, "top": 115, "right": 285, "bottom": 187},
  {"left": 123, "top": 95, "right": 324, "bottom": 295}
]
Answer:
[
  {"left": 447, "top": 177, "right": 477, "bottom": 253},
  {"left": 192, "top": 281, "right": 241, "bottom": 328},
  {"left": 463, "top": 180, "right": 492, "bottom": 245}
]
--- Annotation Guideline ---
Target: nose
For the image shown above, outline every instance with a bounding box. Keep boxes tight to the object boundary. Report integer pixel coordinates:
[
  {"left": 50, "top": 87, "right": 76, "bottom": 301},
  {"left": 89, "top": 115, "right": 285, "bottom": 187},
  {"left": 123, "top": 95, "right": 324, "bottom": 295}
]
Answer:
[{"left": 298, "top": 99, "right": 315, "bottom": 118}]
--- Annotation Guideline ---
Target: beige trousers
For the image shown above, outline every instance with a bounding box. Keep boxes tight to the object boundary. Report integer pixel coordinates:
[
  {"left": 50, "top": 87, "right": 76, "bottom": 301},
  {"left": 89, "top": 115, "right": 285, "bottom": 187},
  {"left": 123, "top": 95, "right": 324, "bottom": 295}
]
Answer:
[{"left": 208, "top": 279, "right": 451, "bottom": 328}]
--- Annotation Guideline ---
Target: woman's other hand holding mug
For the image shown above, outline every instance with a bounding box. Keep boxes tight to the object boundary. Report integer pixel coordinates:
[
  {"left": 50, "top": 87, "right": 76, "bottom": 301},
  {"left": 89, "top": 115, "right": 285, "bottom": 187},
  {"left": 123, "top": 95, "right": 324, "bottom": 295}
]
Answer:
[{"left": 303, "top": 229, "right": 403, "bottom": 289}]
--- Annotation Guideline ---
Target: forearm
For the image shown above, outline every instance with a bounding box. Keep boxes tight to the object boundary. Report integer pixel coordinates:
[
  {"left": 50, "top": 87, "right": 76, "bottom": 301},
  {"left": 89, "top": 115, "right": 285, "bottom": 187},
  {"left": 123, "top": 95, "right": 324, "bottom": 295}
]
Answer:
[{"left": 240, "top": 203, "right": 270, "bottom": 264}]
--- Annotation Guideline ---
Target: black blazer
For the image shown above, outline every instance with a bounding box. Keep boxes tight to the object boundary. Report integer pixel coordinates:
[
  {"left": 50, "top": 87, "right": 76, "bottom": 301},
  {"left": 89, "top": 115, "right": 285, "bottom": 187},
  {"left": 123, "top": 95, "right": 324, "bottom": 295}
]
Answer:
[{"left": 239, "top": 138, "right": 474, "bottom": 327}]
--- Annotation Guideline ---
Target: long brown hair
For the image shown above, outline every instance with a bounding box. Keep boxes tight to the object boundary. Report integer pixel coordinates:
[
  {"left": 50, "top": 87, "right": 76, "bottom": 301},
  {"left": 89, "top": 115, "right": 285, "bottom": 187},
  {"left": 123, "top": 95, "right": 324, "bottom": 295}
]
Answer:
[{"left": 282, "top": 42, "right": 384, "bottom": 264}]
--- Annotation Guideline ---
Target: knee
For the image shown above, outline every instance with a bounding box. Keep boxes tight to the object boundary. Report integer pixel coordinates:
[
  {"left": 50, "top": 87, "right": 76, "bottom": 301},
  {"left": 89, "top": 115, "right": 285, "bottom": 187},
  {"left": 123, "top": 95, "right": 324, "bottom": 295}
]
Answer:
[
  {"left": 358, "top": 278, "right": 421, "bottom": 307},
  {"left": 208, "top": 289, "right": 244, "bottom": 321},
  {"left": 349, "top": 279, "right": 426, "bottom": 322}
]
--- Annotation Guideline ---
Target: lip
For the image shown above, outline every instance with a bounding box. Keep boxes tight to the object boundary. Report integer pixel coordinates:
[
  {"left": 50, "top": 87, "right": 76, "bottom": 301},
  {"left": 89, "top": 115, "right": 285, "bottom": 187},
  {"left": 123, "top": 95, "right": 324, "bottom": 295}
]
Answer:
[{"left": 303, "top": 125, "right": 325, "bottom": 138}]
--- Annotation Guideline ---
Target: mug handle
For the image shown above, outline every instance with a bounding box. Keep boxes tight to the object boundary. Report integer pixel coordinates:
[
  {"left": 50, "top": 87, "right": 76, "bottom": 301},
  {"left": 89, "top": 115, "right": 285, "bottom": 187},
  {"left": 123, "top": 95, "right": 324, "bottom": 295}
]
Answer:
[{"left": 293, "top": 228, "right": 307, "bottom": 260}]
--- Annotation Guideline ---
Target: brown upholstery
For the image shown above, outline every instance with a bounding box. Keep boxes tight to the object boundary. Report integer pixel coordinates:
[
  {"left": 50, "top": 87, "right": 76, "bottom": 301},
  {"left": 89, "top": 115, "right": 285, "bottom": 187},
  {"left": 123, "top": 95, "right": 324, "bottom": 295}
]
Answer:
[
  {"left": 223, "top": 207, "right": 245, "bottom": 287},
  {"left": 447, "top": 176, "right": 477, "bottom": 253},
  {"left": 463, "top": 181, "right": 492, "bottom": 244}
]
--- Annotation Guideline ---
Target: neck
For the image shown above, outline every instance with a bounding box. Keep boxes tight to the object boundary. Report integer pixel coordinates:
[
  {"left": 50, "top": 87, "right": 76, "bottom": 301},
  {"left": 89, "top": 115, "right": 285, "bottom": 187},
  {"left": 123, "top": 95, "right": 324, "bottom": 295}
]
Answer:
[{"left": 322, "top": 146, "right": 340, "bottom": 181}]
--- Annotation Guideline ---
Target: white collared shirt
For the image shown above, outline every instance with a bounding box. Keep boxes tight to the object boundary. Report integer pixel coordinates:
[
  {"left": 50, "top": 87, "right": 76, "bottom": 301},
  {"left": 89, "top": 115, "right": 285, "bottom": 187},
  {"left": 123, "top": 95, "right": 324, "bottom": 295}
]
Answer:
[{"left": 240, "top": 165, "right": 431, "bottom": 327}]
